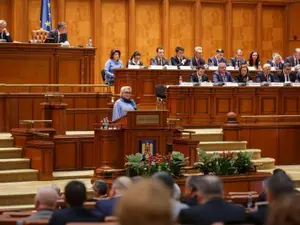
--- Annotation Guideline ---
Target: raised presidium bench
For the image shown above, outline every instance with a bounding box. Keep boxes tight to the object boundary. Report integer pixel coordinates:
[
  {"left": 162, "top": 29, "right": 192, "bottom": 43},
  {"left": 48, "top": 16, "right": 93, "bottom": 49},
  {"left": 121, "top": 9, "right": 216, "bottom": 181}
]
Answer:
[{"left": 114, "top": 68, "right": 283, "bottom": 108}]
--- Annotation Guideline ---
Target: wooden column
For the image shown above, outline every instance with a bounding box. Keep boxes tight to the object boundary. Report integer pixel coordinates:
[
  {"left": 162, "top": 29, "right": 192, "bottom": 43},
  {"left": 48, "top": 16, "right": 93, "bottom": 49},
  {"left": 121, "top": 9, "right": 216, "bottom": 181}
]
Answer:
[
  {"left": 194, "top": 0, "right": 202, "bottom": 46},
  {"left": 162, "top": 0, "right": 170, "bottom": 57},
  {"left": 92, "top": 0, "right": 102, "bottom": 85},
  {"left": 57, "top": 0, "right": 66, "bottom": 23},
  {"left": 10, "top": 0, "right": 28, "bottom": 42},
  {"left": 256, "top": 3, "right": 262, "bottom": 54},
  {"left": 283, "top": 4, "right": 289, "bottom": 58},
  {"left": 128, "top": 0, "right": 136, "bottom": 55},
  {"left": 225, "top": 0, "right": 232, "bottom": 57}
]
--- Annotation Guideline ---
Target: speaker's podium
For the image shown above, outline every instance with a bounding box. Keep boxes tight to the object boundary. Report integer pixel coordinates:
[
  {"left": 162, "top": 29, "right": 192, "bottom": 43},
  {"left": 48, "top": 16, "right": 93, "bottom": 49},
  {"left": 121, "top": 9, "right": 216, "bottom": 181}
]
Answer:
[{"left": 93, "top": 110, "right": 173, "bottom": 172}]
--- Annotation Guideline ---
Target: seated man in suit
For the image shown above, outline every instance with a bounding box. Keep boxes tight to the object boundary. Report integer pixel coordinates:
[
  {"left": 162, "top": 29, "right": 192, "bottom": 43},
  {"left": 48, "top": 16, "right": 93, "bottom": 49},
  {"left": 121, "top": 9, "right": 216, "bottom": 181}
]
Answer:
[
  {"left": 277, "top": 63, "right": 296, "bottom": 82},
  {"left": 153, "top": 172, "right": 188, "bottom": 221},
  {"left": 208, "top": 49, "right": 227, "bottom": 66},
  {"left": 150, "top": 47, "right": 169, "bottom": 66},
  {"left": 213, "top": 63, "right": 234, "bottom": 83},
  {"left": 256, "top": 64, "right": 278, "bottom": 82},
  {"left": 191, "top": 66, "right": 209, "bottom": 83},
  {"left": 229, "top": 49, "right": 246, "bottom": 69},
  {"left": 179, "top": 175, "right": 247, "bottom": 225},
  {"left": 0, "top": 20, "right": 13, "bottom": 42},
  {"left": 285, "top": 48, "right": 300, "bottom": 67},
  {"left": 170, "top": 46, "right": 190, "bottom": 67},
  {"left": 18, "top": 187, "right": 58, "bottom": 225},
  {"left": 247, "top": 171, "right": 295, "bottom": 225},
  {"left": 190, "top": 46, "right": 205, "bottom": 68},
  {"left": 181, "top": 176, "right": 200, "bottom": 207},
  {"left": 48, "top": 22, "right": 68, "bottom": 44},
  {"left": 95, "top": 176, "right": 132, "bottom": 218},
  {"left": 267, "top": 53, "right": 284, "bottom": 70},
  {"left": 49, "top": 181, "right": 102, "bottom": 225}
]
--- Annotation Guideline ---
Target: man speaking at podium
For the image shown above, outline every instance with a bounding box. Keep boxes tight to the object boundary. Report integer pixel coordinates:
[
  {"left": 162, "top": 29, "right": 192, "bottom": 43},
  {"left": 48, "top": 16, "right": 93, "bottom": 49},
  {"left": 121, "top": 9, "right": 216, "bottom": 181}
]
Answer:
[{"left": 112, "top": 86, "right": 137, "bottom": 121}]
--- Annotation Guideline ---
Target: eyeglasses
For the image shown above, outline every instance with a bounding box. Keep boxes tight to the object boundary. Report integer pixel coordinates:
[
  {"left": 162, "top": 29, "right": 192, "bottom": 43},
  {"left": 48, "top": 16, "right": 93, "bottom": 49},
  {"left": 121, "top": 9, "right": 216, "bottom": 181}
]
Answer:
[{"left": 124, "top": 92, "right": 131, "bottom": 94}]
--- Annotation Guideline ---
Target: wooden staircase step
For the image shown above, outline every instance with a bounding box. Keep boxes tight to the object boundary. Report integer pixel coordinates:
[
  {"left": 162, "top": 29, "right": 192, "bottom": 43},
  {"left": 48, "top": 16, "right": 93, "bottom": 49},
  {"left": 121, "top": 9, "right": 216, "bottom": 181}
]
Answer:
[
  {"left": 0, "top": 169, "right": 38, "bottom": 182},
  {"left": 198, "top": 141, "right": 247, "bottom": 151},
  {"left": 0, "top": 159, "right": 30, "bottom": 170},
  {"left": 0, "top": 148, "right": 22, "bottom": 159}
]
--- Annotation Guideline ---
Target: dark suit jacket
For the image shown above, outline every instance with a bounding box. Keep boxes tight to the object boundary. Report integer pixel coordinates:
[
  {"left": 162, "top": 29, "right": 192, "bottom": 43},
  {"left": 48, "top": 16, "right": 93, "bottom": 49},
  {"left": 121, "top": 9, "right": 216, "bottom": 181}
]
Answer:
[
  {"left": 170, "top": 56, "right": 190, "bottom": 66},
  {"left": 256, "top": 71, "right": 277, "bottom": 82},
  {"left": 267, "top": 60, "right": 284, "bottom": 70},
  {"left": 236, "top": 74, "right": 252, "bottom": 83},
  {"left": 208, "top": 57, "right": 227, "bottom": 66},
  {"left": 229, "top": 57, "right": 246, "bottom": 68},
  {"left": 95, "top": 197, "right": 120, "bottom": 217},
  {"left": 213, "top": 71, "right": 234, "bottom": 83},
  {"left": 0, "top": 31, "right": 13, "bottom": 42},
  {"left": 191, "top": 73, "right": 209, "bottom": 82},
  {"left": 48, "top": 206, "right": 103, "bottom": 225},
  {"left": 285, "top": 56, "right": 300, "bottom": 67},
  {"left": 276, "top": 71, "right": 296, "bottom": 82},
  {"left": 181, "top": 195, "right": 198, "bottom": 207},
  {"left": 179, "top": 198, "right": 247, "bottom": 225},
  {"left": 48, "top": 30, "right": 68, "bottom": 43},
  {"left": 247, "top": 204, "right": 268, "bottom": 225},
  {"left": 190, "top": 57, "right": 206, "bottom": 67},
  {"left": 150, "top": 56, "right": 169, "bottom": 66}
]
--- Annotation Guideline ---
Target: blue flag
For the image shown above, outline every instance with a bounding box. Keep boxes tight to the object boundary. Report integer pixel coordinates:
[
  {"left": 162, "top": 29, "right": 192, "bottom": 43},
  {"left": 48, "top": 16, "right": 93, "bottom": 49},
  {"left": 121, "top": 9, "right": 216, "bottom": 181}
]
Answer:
[{"left": 40, "top": 0, "right": 52, "bottom": 31}]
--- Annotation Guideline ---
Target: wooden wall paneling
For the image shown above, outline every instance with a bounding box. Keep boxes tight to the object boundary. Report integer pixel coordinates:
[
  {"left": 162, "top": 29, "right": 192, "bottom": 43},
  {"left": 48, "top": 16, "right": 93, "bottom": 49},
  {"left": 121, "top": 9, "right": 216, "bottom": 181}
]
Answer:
[
  {"left": 232, "top": 4, "right": 256, "bottom": 58},
  {"left": 0, "top": 0, "right": 11, "bottom": 31},
  {"left": 194, "top": 0, "right": 202, "bottom": 46},
  {"left": 201, "top": 3, "right": 226, "bottom": 60},
  {"left": 28, "top": 0, "right": 42, "bottom": 40},
  {"left": 256, "top": 2, "right": 262, "bottom": 58},
  {"left": 135, "top": 0, "right": 161, "bottom": 66},
  {"left": 100, "top": 0, "right": 128, "bottom": 73},
  {"left": 128, "top": 0, "right": 136, "bottom": 56},
  {"left": 169, "top": 1, "right": 194, "bottom": 58},
  {"left": 65, "top": 0, "right": 91, "bottom": 46},
  {"left": 54, "top": 139, "right": 79, "bottom": 170},
  {"left": 74, "top": 97, "right": 89, "bottom": 130},
  {"left": 287, "top": 2, "right": 300, "bottom": 55},
  {"left": 11, "top": 0, "right": 28, "bottom": 42},
  {"left": 162, "top": 0, "right": 170, "bottom": 58},
  {"left": 57, "top": 0, "right": 66, "bottom": 23},
  {"left": 278, "top": 128, "right": 299, "bottom": 164},
  {"left": 81, "top": 138, "right": 95, "bottom": 169},
  {"left": 225, "top": 0, "right": 232, "bottom": 58},
  {"left": 261, "top": 5, "right": 285, "bottom": 64},
  {"left": 58, "top": 58, "right": 81, "bottom": 84}
]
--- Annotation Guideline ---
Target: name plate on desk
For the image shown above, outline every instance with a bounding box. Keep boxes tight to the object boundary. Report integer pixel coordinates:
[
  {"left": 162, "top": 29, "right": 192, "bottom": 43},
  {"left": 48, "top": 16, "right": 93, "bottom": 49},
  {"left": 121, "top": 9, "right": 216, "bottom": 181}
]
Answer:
[
  {"left": 248, "top": 67, "right": 256, "bottom": 71},
  {"left": 149, "top": 65, "right": 164, "bottom": 70},
  {"left": 225, "top": 82, "right": 239, "bottom": 87},
  {"left": 248, "top": 83, "right": 261, "bottom": 87},
  {"left": 292, "top": 83, "right": 300, "bottom": 86},
  {"left": 270, "top": 82, "right": 284, "bottom": 87},
  {"left": 200, "top": 82, "right": 213, "bottom": 87},
  {"left": 136, "top": 115, "right": 160, "bottom": 125},
  {"left": 128, "top": 65, "right": 141, "bottom": 69},
  {"left": 180, "top": 82, "right": 194, "bottom": 86},
  {"left": 179, "top": 66, "right": 192, "bottom": 70},
  {"left": 227, "top": 66, "right": 235, "bottom": 70},
  {"left": 208, "top": 66, "right": 218, "bottom": 70},
  {"left": 166, "top": 66, "right": 178, "bottom": 70}
]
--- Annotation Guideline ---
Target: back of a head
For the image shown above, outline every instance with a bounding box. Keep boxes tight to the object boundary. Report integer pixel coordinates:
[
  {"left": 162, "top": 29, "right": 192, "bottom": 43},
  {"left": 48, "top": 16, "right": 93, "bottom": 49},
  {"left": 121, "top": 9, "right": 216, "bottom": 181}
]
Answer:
[
  {"left": 116, "top": 179, "right": 172, "bottom": 225},
  {"left": 65, "top": 180, "right": 87, "bottom": 207},
  {"left": 186, "top": 176, "right": 201, "bottom": 192},
  {"left": 268, "top": 194, "right": 300, "bottom": 225},
  {"left": 113, "top": 176, "right": 132, "bottom": 194},
  {"left": 266, "top": 172, "right": 295, "bottom": 200},
  {"left": 197, "top": 175, "right": 223, "bottom": 197},
  {"left": 35, "top": 187, "right": 58, "bottom": 210},
  {"left": 93, "top": 180, "right": 107, "bottom": 195},
  {"left": 152, "top": 172, "right": 174, "bottom": 194}
]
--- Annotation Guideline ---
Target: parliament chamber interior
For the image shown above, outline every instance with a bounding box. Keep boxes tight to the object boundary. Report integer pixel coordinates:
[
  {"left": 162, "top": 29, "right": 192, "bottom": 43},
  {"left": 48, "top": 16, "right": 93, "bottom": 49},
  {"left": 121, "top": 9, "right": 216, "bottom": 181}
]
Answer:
[{"left": 0, "top": 0, "right": 300, "bottom": 224}]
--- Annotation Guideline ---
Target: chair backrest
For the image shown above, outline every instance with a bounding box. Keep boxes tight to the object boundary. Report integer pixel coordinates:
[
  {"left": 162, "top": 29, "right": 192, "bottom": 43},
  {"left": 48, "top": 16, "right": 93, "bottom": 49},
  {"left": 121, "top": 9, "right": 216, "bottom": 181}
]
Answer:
[
  {"left": 101, "top": 69, "right": 106, "bottom": 82},
  {"left": 32, "top": 29, "right": 49, "bottom": 43},
  {"left": 2, "top": 212, "right": 34, "bottom": 218}
]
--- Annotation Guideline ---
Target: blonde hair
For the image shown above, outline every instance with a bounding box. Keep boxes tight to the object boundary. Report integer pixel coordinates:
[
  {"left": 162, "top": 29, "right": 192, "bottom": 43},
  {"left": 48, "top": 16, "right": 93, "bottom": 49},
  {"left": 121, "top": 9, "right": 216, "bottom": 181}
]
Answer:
[
  {"left": 120, "top": 86, "right": 132, "bottom": 95},
  {"left": 263, "top": 64, "right": 271, "bottom": 69},
  {"left": 116, "top": 179, "right": 172, "bottom": 225}
]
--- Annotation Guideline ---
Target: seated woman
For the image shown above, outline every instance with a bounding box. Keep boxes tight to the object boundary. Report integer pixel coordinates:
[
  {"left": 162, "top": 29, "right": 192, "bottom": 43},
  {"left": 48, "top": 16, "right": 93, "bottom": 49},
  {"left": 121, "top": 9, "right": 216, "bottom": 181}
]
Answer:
[
  {"left": 112, "top": 86, "right": 137, "bottom": 121},
  {"left": 126, "top": 51, "right": 144, "bottom": 68},
  {"left": 104, "top": 49, "right": 123, "bottom": 84},
  {"left": 267, "top": 53, "right": 284, "bottom": 70},
  {"left": 235, "top": 64, "right": 252, "bottom": 83},
  {"left": 247, "top": 51, "right": 261, "bottom": 69}
]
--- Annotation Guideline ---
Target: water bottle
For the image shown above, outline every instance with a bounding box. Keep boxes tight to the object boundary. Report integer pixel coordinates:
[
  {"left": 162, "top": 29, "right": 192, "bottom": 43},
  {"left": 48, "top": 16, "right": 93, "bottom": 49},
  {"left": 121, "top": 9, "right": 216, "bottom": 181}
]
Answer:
[
  {"left": 247, "top": 193, "right": 253, "bottom": 208},
  {"left": 268, "top": 75, "right": 271, "bottom": 83},
  {"left": 88, "top": 37, "right": 93, "bottom": 47},
  {"left": 179, "top": 75, "right": 183, "bottom": 85}
]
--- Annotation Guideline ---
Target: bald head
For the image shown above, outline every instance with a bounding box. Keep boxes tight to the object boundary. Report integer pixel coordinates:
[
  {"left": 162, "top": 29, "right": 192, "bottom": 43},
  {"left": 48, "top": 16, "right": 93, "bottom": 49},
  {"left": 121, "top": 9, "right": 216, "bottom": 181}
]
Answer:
[
  {"left": 35, "top": 187, "right": 58, "bottom": 210},
  {"left": 112, "top": 176, "right": 132, "bottom": 196}
]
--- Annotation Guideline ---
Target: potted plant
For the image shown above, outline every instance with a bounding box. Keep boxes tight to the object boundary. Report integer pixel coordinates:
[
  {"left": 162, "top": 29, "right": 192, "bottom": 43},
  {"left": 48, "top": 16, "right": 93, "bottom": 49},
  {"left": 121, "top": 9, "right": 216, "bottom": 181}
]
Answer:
[{"left": 233, "top": 152, "right": 254, "bottom": 174}]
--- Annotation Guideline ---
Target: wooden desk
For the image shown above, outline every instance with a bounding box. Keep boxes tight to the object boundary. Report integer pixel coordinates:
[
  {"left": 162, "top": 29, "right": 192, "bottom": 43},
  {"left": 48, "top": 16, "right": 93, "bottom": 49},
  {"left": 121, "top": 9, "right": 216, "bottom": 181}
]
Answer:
[
  {"left": 0, "top": 43, "right": 95, "bottom": 86},
  {"left": 114, "top": 68, "right": 279, "bottom": 107},
  {"left": 167, "top": 86, "right": 300, "bottom": 127}
]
